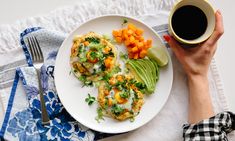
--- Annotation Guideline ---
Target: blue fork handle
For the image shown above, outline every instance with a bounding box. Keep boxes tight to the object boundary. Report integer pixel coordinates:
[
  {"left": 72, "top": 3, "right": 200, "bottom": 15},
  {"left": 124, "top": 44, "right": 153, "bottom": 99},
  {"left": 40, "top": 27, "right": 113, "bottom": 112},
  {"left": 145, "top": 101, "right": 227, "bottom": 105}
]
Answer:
[{"left": 36, "top": 69, "right": 50, "bottom": 125}]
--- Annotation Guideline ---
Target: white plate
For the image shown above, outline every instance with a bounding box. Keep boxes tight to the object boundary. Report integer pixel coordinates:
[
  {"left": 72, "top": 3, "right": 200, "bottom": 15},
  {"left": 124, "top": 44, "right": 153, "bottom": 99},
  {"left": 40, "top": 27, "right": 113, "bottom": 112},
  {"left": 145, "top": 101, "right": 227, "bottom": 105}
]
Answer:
[{"left": 54, "top": 15, "right": 173, "bottom": 134}]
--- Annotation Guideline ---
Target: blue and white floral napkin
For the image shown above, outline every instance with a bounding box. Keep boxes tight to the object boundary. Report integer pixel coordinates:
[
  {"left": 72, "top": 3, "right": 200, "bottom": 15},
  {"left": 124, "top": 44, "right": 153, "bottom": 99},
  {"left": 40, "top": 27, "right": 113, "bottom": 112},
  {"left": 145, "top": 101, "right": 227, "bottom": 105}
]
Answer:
[{"left": 0, "top": 27, "right": 117, "bottom": 141}]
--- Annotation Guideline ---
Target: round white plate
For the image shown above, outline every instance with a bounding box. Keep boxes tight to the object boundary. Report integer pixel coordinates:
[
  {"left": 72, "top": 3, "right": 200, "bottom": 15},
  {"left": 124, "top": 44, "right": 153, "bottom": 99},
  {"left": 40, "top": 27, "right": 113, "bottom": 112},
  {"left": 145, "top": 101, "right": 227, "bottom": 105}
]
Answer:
[{"left": 54, "top": 15, "right": 173, "bottom": 134}]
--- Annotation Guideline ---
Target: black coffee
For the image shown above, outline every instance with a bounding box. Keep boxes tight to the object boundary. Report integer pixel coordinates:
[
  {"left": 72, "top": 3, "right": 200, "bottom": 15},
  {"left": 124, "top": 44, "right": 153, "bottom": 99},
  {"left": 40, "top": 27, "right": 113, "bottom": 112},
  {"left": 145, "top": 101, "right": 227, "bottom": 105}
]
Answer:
[{"left": 172, "top": 5, "right": 208, "bottom": 40}]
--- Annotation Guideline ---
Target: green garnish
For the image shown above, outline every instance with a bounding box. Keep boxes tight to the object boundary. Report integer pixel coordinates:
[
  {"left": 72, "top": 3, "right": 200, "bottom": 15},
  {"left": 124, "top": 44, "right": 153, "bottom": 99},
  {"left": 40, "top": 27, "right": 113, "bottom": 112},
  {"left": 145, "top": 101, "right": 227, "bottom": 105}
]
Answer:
[
  {"left": 102, "top": 66, "right": 121, "bottom": 82},
  {"left": 135, "top": 82, "right": 146, "bottom": 90},
  {"left": 120, "top": 91, "right": 129, "bottom": 98},
  {"left": 122, "top": 18, "right": 128, "bottom": 25},
  {"left": 95, "top": 107, "right": 104, "bottom": 123},
  {"left": 112, "top": 66, "right": 122, "bottom": 74},
  {"left": 89, "top": 42, "right": 104, "bottom": 50},
  {"left": 83, "top": 80, "right": 93, "bottom": 87},
  {"left": 90, "top": 51, "right": 98, "bottom": 60},
  {"left": 119, "top": 52, "right": 128, "bottom": 61},
  {"left": 79, "top": 76, "right": 93, "bottom": 87},
  {"left": 80, "top": 57, "right": 87, "bottom": 63},
  {"left": 78, "top": 44, "right": 85, "bottom": 53},
  {"left": 85, "top": 37, "right": 100, "bottom": 44},
  {"left": 85, "top": 93, "right": 96, "bottom": 106},
  {"left": 111, "top": 104, "right": 124, "bottom": 116},
  {"left": 78, "top": 75, "right": 86, "bottom": 81}
]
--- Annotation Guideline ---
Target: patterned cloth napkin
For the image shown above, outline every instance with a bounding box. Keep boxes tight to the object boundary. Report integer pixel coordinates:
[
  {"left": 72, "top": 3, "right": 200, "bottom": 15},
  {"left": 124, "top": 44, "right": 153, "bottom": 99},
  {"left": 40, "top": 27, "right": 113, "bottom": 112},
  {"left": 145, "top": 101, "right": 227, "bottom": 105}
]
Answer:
[{"left": 0, "top": 25, "right": 169, "bottom": 141}]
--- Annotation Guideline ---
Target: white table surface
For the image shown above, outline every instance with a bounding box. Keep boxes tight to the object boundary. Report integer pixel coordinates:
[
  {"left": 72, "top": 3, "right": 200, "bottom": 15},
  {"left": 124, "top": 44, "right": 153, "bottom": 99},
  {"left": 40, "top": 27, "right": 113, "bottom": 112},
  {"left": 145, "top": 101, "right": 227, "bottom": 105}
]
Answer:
[{"left": 0, "top": 0, "right": 234, "bottom": 113}]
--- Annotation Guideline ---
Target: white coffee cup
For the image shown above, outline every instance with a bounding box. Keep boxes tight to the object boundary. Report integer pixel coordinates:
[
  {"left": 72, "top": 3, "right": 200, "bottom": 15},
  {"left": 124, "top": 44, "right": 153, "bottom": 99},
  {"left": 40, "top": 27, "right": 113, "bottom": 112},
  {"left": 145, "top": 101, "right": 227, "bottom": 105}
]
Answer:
[{"left": 168, "top": 0, "right": 215, "bottom": 45}]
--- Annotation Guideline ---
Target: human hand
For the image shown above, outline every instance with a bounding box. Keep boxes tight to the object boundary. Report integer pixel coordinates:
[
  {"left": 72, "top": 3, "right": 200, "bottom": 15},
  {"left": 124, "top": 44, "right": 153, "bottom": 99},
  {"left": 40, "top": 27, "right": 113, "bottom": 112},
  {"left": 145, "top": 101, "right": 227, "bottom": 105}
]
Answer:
[{"left": 164, "top": 10, "right": 224, "bottom": 78}]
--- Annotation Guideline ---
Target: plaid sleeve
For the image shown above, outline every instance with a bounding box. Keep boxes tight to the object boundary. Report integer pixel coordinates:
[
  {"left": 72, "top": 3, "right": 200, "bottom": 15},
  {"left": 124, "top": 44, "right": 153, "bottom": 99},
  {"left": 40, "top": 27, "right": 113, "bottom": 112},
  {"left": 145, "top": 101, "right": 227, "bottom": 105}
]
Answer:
[{"left": 183, "top": 112, "right": 235, "bottom": 141}]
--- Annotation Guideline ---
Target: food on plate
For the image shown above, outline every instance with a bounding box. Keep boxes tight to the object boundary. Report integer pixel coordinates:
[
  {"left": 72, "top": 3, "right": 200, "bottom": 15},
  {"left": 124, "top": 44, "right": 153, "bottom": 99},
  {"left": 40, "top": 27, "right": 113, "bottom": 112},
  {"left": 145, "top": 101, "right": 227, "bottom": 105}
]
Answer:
[
  {"left": 97, "top": 74, "right": 144, "bottom": 121},
  {"left": 126, "top": 59, "right": 159, "bottom": 94},
  {"left": 70, "top": 32, "right": 118, "bottom": 84},
  {"left": 112, "top": 23, "right": 152, "bottom": 59},
  {"left": 69, "top": 19, "right": 168, "bottom": 123},
  {"left": 147, "top": 46, "right": 168, "bottom": 67}
]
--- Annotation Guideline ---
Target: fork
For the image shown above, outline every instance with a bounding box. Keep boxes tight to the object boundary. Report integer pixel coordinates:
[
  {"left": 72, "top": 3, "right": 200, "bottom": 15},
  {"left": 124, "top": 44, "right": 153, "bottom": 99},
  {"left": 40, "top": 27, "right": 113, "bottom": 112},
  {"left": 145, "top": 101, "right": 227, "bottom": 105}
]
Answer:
[{"left": 27, "top": 37, "right": 50, "bottom": 125}]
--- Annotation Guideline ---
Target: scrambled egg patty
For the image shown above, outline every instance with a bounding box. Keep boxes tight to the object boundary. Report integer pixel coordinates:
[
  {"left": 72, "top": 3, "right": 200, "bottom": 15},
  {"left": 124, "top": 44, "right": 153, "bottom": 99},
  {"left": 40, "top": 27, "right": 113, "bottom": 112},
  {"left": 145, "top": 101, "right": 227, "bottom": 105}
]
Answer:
[
  {"left": 70, "top": 32, "right": 117, "bottom": 80},
  {"left": 98, "top": 74, "right": 144, "bottom": 121}
]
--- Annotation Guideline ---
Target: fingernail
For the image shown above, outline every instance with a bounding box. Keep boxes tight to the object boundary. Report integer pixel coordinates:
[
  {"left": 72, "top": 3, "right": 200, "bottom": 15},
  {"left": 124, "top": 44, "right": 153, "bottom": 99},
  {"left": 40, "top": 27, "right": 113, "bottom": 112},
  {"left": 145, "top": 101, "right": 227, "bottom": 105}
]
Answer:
[
  {"left": 163, "top": 35, "right": 171, "bottom": 42},
  {"left": 217, "top": 10, "right": 221, "bottom": 15}
]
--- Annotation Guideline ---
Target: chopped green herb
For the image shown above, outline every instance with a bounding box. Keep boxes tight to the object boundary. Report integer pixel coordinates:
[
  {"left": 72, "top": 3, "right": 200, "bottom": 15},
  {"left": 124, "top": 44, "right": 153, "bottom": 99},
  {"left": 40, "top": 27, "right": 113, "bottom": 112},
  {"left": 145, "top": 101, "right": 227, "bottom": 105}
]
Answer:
[
  {"left": 122, "top": 18, "right": 128, "bottom": 25},
  {"left": 120, "top": 91, "right": 129, "bottom": 98},
  {"left": 78, "top": 75, "right": 86, "bottom": 82},
  {"left": 82, "top": 80, "right": 93, "bottom": 87},
  {"left": 129, "top": 78, "right": 137, "bottom": 84},
  {"left": 80, "top": 57, "right": 87, "bottom": 63},
  {"left": 85, "top": 37, "right": 100, "bottom": 44},
  {"left": 119, "top": 52, "right": 128, "bottom": 61},
  {"left": 135, "top": 82, "right": 146, "bottom": 89},
  {"left": 112, "top": 66, "right": 121, "bottom": 74},
  {"left": 78, "top": 44, "right": 85, "bottom": 53},
  {"left": 117, "top": 85, "right": 123, "bottom": 91},
  {"left": 95, "top": 107, "right": 104, "bottom": 123},
  {"left": 104, "top": 98, "right": 109, "bottom": 109},
  {"left": 111, "top": 104, "right": 124, "bottom": 116},
  {"left": 94, "top": 81, "right": 101, "bottom": 87},
  {"left": 100, "top": 63, "right": 106, "bottom": 71},
  {"left": 124, "top": 68, "right": 129, "bottom": 73},
  {"left": 85, "top": 93, "right": 96, "bottom": 106},
  {"left": 105, "top": 83, "right": 112, "bottom": 91},
  {"left": 89, "top": 42, "right": 104, "bottom": 50},
  {"left": 90, "top": 51, "right": 97, "bottom": 60}
]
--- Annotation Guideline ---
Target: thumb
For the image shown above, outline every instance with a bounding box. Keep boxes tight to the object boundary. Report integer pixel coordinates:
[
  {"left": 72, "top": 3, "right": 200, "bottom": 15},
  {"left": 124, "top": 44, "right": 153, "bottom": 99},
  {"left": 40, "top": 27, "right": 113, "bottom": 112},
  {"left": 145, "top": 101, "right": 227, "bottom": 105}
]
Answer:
[{"left": 163, "top": 35, "right": 184, "bottom": 57}]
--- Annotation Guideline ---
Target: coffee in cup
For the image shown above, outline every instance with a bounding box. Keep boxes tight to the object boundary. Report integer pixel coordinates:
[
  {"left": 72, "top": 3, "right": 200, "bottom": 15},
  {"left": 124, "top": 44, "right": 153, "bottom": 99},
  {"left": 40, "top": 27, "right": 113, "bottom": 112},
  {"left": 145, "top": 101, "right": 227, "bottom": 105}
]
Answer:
[{"left": 168, "top": 0, "right": 215, "bottom": 45}]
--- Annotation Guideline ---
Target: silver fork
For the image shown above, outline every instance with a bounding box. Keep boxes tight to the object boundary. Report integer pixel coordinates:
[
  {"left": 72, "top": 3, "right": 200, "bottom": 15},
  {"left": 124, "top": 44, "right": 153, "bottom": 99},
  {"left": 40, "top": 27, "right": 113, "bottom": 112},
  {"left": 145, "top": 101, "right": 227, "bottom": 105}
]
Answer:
[{"left": 27, "top": 37, "right": 50, "bottom": 125}]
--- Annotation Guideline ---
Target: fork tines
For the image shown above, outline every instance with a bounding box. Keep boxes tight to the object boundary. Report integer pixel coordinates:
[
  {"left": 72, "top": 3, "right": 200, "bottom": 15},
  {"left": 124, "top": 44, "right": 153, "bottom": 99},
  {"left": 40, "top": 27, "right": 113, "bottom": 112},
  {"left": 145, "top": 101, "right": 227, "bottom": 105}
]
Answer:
[{"left": 27, "top": 37, "right": 44, "bottom": 61}]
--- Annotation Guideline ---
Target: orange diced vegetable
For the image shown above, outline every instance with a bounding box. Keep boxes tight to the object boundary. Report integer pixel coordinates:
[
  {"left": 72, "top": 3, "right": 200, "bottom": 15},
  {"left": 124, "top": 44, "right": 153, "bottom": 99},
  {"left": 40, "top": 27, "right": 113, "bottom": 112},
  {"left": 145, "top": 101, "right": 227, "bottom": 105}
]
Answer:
[
  {"left": 112, "top": 30, "right": 119, "bottom": 37},
  {"left": 109, "top": 77, "right": 116, "bottom": 85},
  {"left": 129, "top": 36, "right": 135, "bottom": 44},
  {"left": 139, "top": 36, "right": 144, "bottom": 42},
  {"left": 137, "top": 42, "right": 144, "bottom": 50},
  {"left": 84, "top": 41, "right": 89, "bottom": 46},
  {"left": 115, "top": 37, "right": 122, "bottom": 43},
  {"left": 139, "top": 50, "right": 147, "bottom": 58},
  {"left": 108, "top": 98, "right": 113, "bottom": 106},
  {"left": 134, "top": 53, "right": 139, "bottom": 59},
  {"left": 127, "top": 29, "right": 134, "bottom": 35},
  {"left": 124, "top": 40, "right": 130, "bottom": 46},
  {"left": 103, "top": 46, "right": 111, "bottom": 54},
  {"left": 116, "top": 75, "right": 124, "bottom": 82},
  {"left": 135, "top": 28, "right": 144, "bottom": 36},
  {"left": 104, "top": 57, "right": 113, "bottom": 68},
  {"left": 131, "top": 46, "right": 139, "bottom": 53},
  {"left": 128, "top": 53, "right": 134, "bottom": 59},
  {"left": 112, "top": 22, "right": 153, "bottom": 59},
  {"left": 112, "top": 30, "right": 122, "bottom": 37},
  {"left": 128, "top": 23, "right": 136, "bottom": 31}
]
